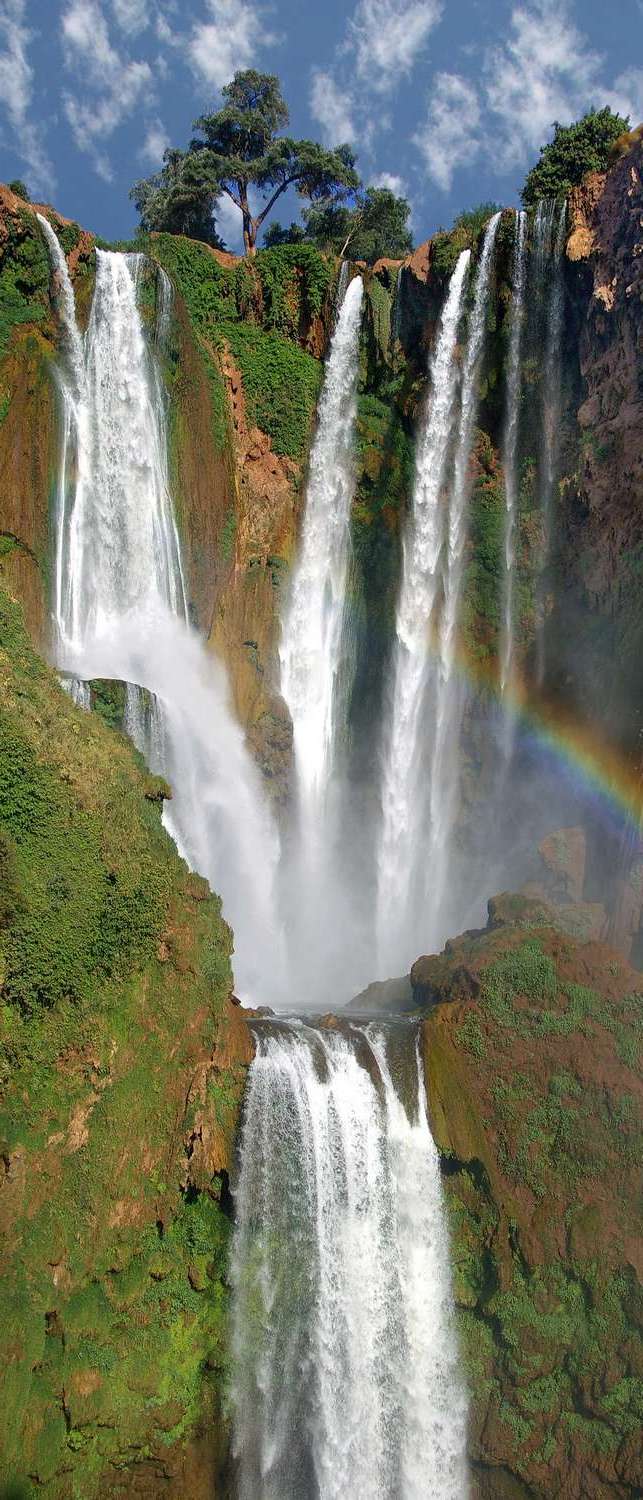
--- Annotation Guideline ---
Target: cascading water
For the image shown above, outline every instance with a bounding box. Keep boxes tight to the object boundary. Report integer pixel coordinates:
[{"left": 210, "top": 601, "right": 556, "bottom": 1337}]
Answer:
[
  {"left": 279, "top": 273, "right": 363, "bottom": 824},
  {"left": 278, "top": 272, "right": 366, "bottom": 1004},
  {"left": 534, "top": 199, "right": 567, "bottom": 686},
  {"left": 41, "top": 225, "right": 470, "bottom": 1491},
  {"left": 231, "top": 1021, "right": 468, "bottom": 1500},
  {"left": 376, "top": 250, "right": 470, "bottom": 977},
  {"left": 500, "top": 208, "right": 527, "bottom": 707},
  {"left": 424, "top": 212, "right": 502, "bottom": 931},
  {"left": 40, "top": 224, "right": 284, "bottom": 1005}
]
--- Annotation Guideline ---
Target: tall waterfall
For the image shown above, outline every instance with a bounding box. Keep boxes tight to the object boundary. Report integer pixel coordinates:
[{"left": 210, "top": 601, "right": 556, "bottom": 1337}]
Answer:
[
  {"left": 376, "top": 251, "right": 470, "bottom": 975},
  {"left": 424, "top": 211, "right": 502, "bottom": 929},
  {"left": 534, "top": 199, "right": 567, "bottom": 686},
  {"left": 500, "top": 209, "right": 527, "bottom": 703},
  {"left": 278, "top": 272, "right": 365, "bottom": 1004},
  {"left": 40, "top": 224, "right": 284, "bottom": 1005},
  {"left": 279, "top": 273, "right": 363, "bottom": 825},
  {"left": 231, "top": 1021, "right": 468, "bottom": 1500}
]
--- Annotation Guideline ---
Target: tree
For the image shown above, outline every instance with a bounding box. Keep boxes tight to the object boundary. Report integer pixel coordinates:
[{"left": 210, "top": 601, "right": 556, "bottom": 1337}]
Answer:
[
  {"left": 130, "top": 149, "right": 223, "bottom": 246},
  {"left": 522, "top": 108, "right": 630, "bottom": 206},
  {"left": 262, "top": 220, "right": 306, "bottom": 248},
  {"left": 8, "top": 179, "right": 30, "bottom": 201},
  {"left": 267, "top": 186, "right": 413, "bottom": 263},
  {"left": 191, "top": 70, "right": 359, "bottom": 255}
]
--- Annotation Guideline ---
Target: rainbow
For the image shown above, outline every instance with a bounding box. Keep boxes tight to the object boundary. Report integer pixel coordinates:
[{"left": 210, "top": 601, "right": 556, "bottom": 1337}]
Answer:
[{"left": 462, "top": 643, "right": 643, "bottom": 834}]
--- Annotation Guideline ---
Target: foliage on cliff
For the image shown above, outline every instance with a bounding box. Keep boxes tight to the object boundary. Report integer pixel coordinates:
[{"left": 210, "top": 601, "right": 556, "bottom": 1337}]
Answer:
[
  {"left": 421, "top": 902, "right": 643, "bottom": 1498},
  {"left": 522, "top": 108, "right": 629, "bottom": 207},
  {"left": 0, "top": 591, "right": 250, "bottom": 1498},
  {"left": 150, "top": 232, "right": 333, "bottom": 461}
]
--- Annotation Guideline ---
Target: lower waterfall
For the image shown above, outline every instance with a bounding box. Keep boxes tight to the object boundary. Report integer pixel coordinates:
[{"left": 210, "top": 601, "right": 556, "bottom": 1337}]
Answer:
[{"left": 230, "top": 1021, "right": 468, "bottom": 1500}]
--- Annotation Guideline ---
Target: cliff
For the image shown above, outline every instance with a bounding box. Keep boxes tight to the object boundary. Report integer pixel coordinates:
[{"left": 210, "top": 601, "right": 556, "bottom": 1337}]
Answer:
[
  {"left": 418, "top": 897, "right": 642, "bottom": 1499},
  {"left": 0, "top": 589, "right": 252, "bottom": 1497}
]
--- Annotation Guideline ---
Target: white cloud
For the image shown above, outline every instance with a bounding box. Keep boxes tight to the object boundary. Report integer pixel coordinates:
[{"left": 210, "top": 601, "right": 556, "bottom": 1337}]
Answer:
[
  {"left": 111, "top": 0, "right": 149, "bottom": 35},
  {"left": 187, "top": 0, "right": 273, "bottom": 89},
  {"left": 412, "top": 0, "right": 641, "bottom": 193},
  {"left": 604, "top": 67, "right": 643, "bottom": 125},
  {"left": 348, "top": 0, "right": 443, "bottom": 93},
  {"left": 138, "top": 116, "right": 169, "bottom": 166},
  {"left": 309, "top": 68, "right": 356, "bottom": 144},
  {"left": 0, "top": 0, "right": 54, "bottom": 194},
  {"left": 414, "top": 72, "right": 481, "bottom": 190},
  {"left": 372, "top": 171, "right": 408, "bottom": 195},
  {"left": 483, "top": 0, "right": 603, "bottom": 167},
  {"left": 61, "top": 0, "right": 152, "bottom": 179}
]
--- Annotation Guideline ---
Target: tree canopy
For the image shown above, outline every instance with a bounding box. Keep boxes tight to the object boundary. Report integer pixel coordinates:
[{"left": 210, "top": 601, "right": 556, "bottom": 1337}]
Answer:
[
  {"left": 521, "top": 108, "right": 630, "bottom": 206},
  {"left": 130, "top": 149, "right": 223, "bottom": 247},
  {"left": 189, "top": 70, "right": 359, "bottom": 254},
  {"left": 265, "top": 186, "right": 413, "bottom": 264}
]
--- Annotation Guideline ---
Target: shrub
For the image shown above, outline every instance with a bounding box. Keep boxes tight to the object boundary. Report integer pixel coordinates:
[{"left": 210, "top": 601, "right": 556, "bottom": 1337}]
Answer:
[{"left": 522, "top": 108, "right": 629, "bottom": 206}]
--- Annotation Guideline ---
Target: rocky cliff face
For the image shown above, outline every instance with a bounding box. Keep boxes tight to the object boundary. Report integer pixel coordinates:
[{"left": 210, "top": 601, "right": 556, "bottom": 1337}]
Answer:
[
  {"left": 557, "top": 143, "right": 643, "bottom": 751},
  {"left": 418, "top": 898, "right": 642, "bottom": 1499}
]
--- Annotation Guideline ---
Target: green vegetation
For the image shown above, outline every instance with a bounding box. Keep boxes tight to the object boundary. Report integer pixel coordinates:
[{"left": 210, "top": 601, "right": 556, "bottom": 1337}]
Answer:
[
  {"left": 0, "top": 590, "right": 244, "bottom": 1493},
  {"left": 431, "top": 202, "right": 502, "bottom": 277},
  {"left": 225, "top": 322, "right": 323, "bottom": 457},
  {"left": 133, "top": 70, "right": 358, "bottom": 255},
  {"left": 152, "top": 231, "right": 330, "bottom": 459},
  {"left": 0, "top": 210, "right": 51, "bottom": 355},
  {"left": 8, "top": 180, "right": 30, "bottom": 201},
  {"left": 268, "top": 185, "right": 413, "bottom": 264},
  {"left": 522, "top": 108, "right": 629, "bottom": 206}
]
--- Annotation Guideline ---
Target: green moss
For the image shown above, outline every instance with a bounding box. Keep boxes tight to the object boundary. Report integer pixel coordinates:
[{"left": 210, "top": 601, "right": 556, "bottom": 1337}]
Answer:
[
  {"left": 456, "top": 1012, "right": 486, "bottom": 1058},
  {"left": 0, "top": 590, "right": 241, "bottom": 1494},
  {"left": 150, "top": 233, "right": 330, "bottom": 461},
  {"left": 224, "top": 322, "right": 323, "bottom": 459},
  {"left": 256, "top": 243, "right": 335, "bottom": 332}
]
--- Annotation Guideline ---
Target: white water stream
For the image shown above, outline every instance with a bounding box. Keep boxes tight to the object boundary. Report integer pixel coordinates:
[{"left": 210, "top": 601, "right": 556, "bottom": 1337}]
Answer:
[
  {"left": 424, "top": 212, "right": 502, "bottom": 931},
  {"left": 279, "top": 273, "right": 363, "bottom": 830},
  {"left": 39, "top": 222, "right": 284, "bottom": 1005},
  {"left": 376, "top": 250, "right": 470, "bottom": 975},
  {"left": 534, "top": 199, "right": 567, "bottom": 686},
  {"left": 231, "top": 1021, "right": 468, "bottom": 1500},
  {"left": 500, "top": 208, "right": 527, "bottom": 706},
  {"left": 41, "top": 221, "right": 469, "bottom": 1494}
]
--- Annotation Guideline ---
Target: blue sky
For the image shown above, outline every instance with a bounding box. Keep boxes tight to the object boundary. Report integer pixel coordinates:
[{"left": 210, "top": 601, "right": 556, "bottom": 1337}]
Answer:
[{"left": 0, "top": 0, "right": 641, "bottom": 249}]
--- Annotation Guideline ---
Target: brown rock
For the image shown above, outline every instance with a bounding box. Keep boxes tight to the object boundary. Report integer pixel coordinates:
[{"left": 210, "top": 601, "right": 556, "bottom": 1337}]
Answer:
[{"left": 538, "top": 826, "right": 586, "bottom": 902}]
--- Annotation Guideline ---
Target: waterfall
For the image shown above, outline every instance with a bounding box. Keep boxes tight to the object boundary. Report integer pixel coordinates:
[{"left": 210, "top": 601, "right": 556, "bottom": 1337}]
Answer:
[
  {"left": 376, "top": 251, "right": 470, "bottom": 976},
  {"left": 231, "top": 1021, "right": 468, "bottom": 1500},
  {"left": 534, "top": 200, "right": 567, "bottom": 686},
  {"left": 500, "top": 209, "right": 527, "bottom": 705},
  {"left": 40, "top": 224, "right": 284, "bottom": 1006},
  {"left": 424, "top": 212, "right": 502, "bottom": 931},
  {"left": 278, "top": 273, "right": 365, "bottom": 1004},
  {"left": 279, "top": 273, "right": 363, "bottom": 825}
]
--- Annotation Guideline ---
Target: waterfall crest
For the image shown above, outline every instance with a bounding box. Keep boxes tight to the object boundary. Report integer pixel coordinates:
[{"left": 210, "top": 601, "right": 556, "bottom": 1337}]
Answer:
[
  {"left": 377, "top": 250, "right": 470, "bottom": 975},
  {"left": 231, "top": 1021, "right": 468, "bottom": 1500},
  {"left": 40, "top": 225, "right": 284, "bottom": 1006}
]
